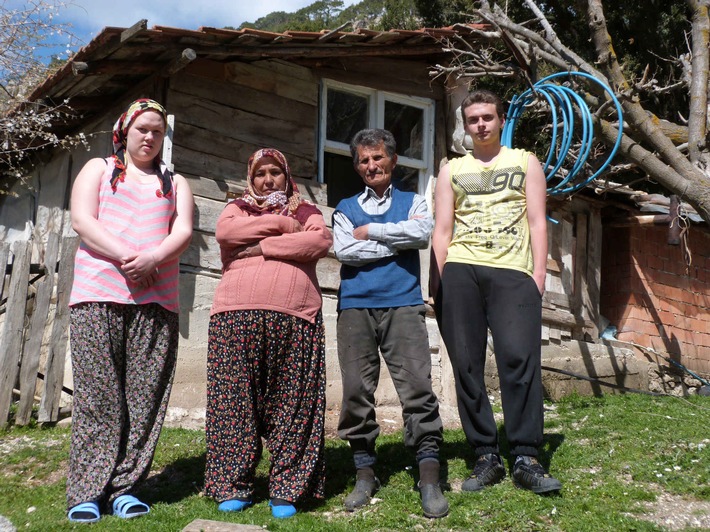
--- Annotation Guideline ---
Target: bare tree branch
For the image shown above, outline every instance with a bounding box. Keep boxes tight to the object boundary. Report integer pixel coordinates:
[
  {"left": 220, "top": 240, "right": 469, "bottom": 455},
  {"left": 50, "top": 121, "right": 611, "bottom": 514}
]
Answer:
[
  {"left": 0, "top": 1, "right": 84, "bottom": 194},
  {"left": 433, "top": 0, "right": 710, "bottom": 224},
  {"left": 686, "top": 0, "right": 710, "bottom": 164}
]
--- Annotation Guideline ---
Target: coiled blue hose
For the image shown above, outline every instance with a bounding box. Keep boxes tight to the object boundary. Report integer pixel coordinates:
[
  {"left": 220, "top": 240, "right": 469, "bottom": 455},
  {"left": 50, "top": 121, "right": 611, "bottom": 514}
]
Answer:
[{"left": 501, "top": 71, "right": 623, "bottom": 195}]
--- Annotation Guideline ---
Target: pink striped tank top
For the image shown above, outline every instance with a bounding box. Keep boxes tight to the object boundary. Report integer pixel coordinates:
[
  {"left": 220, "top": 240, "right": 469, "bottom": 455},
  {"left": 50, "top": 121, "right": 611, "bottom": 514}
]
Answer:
[{"left": 69, "top": 158, "right": 180, "bottom": 313}]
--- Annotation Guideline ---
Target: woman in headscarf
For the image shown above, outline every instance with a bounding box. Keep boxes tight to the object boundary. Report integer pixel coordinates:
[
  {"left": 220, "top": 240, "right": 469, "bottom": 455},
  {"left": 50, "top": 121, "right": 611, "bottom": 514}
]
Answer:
[
  {"left": 204, "top": 148, "right": 332, "bottom": 519},
  {"left": 66, "top": 98, "right": 194, "bottom": 523}
]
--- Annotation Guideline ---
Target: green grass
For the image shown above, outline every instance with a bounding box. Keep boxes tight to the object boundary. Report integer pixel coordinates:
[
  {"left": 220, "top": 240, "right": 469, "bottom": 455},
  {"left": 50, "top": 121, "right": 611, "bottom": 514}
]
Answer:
[{"left": 1, "top": 393, "right": 709, "bottom": 531}]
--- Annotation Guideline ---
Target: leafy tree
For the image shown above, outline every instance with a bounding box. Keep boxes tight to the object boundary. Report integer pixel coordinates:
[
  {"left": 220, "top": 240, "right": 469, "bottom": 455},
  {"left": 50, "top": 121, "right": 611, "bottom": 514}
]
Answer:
[
  {"left": 380, "top": 0, "right": 421, "bottom": 30},
  {"left": 413, "top": 0, "right": 475, "bottom": 27},
  {"left": 239, "top": 0, "right": 396, "bottom": 32},
  {"left": 239, "top": 11, "right": 293, "bottom": 31},
  {"left": 243, "top": 0, "right": 348, "bottom": 32}
]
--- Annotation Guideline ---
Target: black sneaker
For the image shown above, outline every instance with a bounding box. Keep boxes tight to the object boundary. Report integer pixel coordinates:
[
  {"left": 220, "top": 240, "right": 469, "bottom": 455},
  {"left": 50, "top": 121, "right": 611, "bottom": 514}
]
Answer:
[
  {"left": 461, "top": 453, "right": 506, "bottom": 492},
  {"left": 512, "top": 456, "right": 562, "bottom": 494}
]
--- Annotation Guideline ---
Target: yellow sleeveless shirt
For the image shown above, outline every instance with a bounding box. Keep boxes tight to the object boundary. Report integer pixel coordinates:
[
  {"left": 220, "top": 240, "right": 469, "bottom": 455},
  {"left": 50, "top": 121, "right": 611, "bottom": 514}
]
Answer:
[{"left": 445, "top": 147, "right": 534, "bottom": 276}]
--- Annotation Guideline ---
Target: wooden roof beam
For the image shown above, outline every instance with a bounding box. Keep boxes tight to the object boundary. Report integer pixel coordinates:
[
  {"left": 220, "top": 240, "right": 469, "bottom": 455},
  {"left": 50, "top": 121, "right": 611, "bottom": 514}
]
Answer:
[
  {"left": 121, "top": 19, "right": 148, "bottom": 42},
  {"left": 200, "top": 44, "right": 456, "bottom": 60},
  {"left": 160, "top": 48, "right": 197, "bottom": 77}
]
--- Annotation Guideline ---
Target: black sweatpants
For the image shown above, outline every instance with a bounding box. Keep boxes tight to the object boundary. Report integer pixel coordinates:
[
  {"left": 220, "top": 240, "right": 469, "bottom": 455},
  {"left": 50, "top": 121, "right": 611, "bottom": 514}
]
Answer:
[{"left": 438, "top": 262, "right": 544, "bottom": 458}]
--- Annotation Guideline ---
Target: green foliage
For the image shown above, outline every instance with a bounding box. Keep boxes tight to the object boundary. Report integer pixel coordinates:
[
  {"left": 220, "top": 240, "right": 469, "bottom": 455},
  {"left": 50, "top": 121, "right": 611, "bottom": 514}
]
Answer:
[
  {"left": 380, "top": 0, "right": 421, "bottom": 31},
  {"left": 241, "top": 0, "right": 351, "bottom": 32},
  {"left": 237, "top": 0, "right": 416, "bottom": 33},
  {"left": 1, "top": 393, "right": 709, "bottom": 530},
  {"left": 413, "top": 0, "right": 476, "bottom": 27}
]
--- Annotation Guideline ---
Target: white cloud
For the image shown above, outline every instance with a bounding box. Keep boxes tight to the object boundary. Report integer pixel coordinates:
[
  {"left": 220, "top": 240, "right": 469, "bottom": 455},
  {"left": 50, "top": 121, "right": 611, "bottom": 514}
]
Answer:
[{"left": 62, "top": 0, "right": 360, "bottom": 45}]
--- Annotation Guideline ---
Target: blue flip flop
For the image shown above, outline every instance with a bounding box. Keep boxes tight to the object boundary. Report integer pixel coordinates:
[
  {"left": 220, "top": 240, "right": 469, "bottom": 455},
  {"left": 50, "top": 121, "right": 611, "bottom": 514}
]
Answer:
[
  {"left": 112, "top": 494, "right": 150, "bottom": 519},
  {"left": 68, "top": 501, "right": 100, "bottom": 523}
]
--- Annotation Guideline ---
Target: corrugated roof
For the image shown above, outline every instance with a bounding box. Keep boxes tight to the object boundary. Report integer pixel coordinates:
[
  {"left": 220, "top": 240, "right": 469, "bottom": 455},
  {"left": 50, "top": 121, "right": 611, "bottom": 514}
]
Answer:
[{"left": 20, "top": 21, "right": 486, "bottom": 139}]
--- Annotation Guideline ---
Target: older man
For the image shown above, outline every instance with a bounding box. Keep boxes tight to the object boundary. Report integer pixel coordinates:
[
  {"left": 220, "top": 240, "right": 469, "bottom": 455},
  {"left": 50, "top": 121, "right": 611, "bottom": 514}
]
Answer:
[{"left": 332, "top": 128, "right": 448, "bottom": 519}]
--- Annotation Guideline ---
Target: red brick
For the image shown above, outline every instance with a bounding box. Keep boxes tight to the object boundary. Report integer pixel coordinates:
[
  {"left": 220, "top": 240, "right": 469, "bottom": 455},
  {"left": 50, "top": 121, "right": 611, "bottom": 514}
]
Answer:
[
  {"left": 683, "top": 342, "right": 699, "bottom": 359},
  {"left": 673, "top": 327, "right": 685, "bottom": 342},
  {"left": 680, "top": 289, "right": 696, "bottom": 305},
  {"left": 650, "top": 283, "right": 666, "bottom": 299},
  {"left": 618, "top": 317, "right": 642, "bottom": 335},
  {"left": 643, "top": 320, "right": 664, "bottom": 337},
  {"left": 673, "top": 314, "right": 690, "bottom": 329},
  {"left": 627, "top": 306, "right": 648, "bottom": 321},
  {"left": 656, "top": 270, "right": 675, "bottom": 286},
  {"left": 655, "top": 308, "right": 671, "bottom": 323},
  {"left": 647, "top": 254, "right": 664, "bottom": 271},
  {"left": 659, "top": 298, "right": 675, "bottom": 313},
  {"left": 650, "top": 336, "right": 669, "bottom": 352},
  {"left": 633, "top": 277, "right": 650, "bottom": 293},
  {"left": 626, "top": 291, "right": 645, "bottom": 307},
  {"left": 695, "top": 358, "right": 710, "bottom": 374}
]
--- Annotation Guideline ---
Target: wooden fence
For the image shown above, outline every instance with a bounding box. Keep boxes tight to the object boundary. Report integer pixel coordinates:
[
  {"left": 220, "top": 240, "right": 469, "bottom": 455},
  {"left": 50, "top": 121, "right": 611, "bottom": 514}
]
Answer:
[{"left": 0, "top": 234, "right": 78, "bottom": 427}]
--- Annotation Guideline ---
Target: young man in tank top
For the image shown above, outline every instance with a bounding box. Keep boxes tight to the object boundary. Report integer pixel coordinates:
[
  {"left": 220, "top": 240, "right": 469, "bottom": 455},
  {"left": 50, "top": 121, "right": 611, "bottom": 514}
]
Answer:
[{"left": 431, "top": 89, "right": 562, "bottom": 494}]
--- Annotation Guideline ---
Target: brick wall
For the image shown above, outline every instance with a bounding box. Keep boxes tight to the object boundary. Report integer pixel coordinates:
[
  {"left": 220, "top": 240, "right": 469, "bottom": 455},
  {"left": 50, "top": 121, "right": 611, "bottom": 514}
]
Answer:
[{"left": 600, "top": 222, "right": 710, "bottom": 375}]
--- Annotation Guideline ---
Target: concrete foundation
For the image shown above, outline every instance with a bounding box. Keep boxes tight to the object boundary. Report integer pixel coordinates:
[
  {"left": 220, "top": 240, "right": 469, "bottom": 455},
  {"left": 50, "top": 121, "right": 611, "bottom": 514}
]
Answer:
[{"left": 163, "top": 272, "right": 653, "bottom": 429}]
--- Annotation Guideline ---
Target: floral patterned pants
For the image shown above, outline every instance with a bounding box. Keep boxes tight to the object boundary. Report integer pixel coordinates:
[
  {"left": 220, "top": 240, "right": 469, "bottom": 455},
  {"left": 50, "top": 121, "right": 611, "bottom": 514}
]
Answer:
[
  {"left": 204, "top": 309, "right": 326, "bottom": 504},
  {"left": 66, "top": 302, "right": 178, "bottom": 511}
]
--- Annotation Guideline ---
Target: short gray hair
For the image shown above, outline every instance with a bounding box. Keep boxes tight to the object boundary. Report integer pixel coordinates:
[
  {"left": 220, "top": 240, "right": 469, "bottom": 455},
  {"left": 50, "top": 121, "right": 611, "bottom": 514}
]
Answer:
[{"left": 349, "top": 129, "right": 397, "bottom": 165}]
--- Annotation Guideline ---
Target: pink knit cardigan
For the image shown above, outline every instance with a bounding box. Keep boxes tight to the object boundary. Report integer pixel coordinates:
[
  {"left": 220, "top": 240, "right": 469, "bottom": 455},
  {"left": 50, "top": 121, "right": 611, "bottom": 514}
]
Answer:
[{"left": 210, "top": 201, "right": 333, "bottom": 323}]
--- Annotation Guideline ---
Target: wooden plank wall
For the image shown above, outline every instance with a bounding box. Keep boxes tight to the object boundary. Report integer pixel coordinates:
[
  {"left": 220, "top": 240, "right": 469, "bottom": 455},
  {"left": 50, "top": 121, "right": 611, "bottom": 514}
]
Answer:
[
  {"left": 166, "top": 58, "right": 342, "bottom": 290},
  {"left": 0, "top": 235, "right": 78, "bottom": 427},
  {"left": 543, "top": 199, "right": 603, "bottom": 342},
  {"left": 167, "top": 59, "right": 319, "bottom": 184},
  {"left": 163, "top": 56, "right": 603, "bottom": 336}
]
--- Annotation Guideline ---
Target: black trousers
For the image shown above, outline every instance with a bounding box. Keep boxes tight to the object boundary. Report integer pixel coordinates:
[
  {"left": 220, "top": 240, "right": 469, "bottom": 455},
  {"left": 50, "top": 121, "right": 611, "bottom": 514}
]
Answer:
[
  {"left": 337, "top": 305, "right": 443, "bottom": 468},
  {"left": 438, "top": 263, "right": 544, "bottom": 458}
]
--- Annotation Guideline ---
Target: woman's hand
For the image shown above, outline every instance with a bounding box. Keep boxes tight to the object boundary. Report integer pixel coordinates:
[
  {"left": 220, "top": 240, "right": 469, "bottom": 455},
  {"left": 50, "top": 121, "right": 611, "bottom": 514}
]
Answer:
[
  {"left": 231, "top": 243, "right": 263, "bottom": 260},
  {"left": 121, "top": 252, "right": 159, "bottom": 286}
]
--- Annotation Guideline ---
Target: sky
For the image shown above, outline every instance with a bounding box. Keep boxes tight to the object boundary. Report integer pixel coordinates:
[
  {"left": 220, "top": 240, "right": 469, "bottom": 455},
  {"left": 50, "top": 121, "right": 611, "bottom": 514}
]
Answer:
[{"left": 60, "top": 0, "right": 361, "bottom": 48}]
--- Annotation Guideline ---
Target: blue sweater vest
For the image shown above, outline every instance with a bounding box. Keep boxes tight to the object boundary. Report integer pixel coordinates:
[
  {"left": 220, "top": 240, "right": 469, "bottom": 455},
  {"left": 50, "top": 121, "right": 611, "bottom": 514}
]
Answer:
[{"left": 337, "top": 188, "right": 423, "bottom": 310}]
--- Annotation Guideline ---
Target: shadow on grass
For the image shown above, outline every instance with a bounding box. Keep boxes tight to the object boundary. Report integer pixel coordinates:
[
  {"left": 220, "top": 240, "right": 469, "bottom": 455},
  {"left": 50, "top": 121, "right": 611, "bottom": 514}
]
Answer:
[
  {"left": 139, "top": 453, "right": 207, "bottom": 505},
  {"left": 440, "top": 426, "right": 565, "bottom": 485},
  {"left": 138, "top": 427, "right": 565, "bottom": 511}
]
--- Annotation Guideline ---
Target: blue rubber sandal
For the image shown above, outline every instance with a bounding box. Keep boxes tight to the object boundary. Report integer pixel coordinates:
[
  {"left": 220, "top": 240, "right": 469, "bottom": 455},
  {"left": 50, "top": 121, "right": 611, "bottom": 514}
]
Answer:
[
  {"left": 112, "top": 494, "right": 150, "bottom": 519},
  {"left": 218, "top": 499, "right": 252, "bottom": 512},
  {"left": 68, "top": 501, "right": 100, "bottom": 523},
  {"left": 269, "top": 500, "right": 297, "bottom": 519}
]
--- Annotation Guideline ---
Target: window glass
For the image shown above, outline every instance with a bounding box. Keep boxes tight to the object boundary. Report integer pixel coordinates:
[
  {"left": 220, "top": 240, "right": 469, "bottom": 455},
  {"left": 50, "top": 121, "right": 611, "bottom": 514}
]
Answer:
[
  {"left": 324, "top": 152, "right": 363, "bottom": 207},
  {"left": 327, "top": 89, "right": 368, "bottom": 144},
  {"left": 392, "top": 165, "right": 419, "bottom": 193},
  {"left": 385, "top": 101, "right": 423, "bottom": 160}
]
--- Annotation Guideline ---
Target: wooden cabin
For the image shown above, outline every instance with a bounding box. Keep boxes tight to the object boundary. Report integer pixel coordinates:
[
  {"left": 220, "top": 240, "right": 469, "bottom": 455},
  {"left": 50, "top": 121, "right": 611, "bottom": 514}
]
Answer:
[{"left": 1, "top": 21, "right": 706, "bottom": 428}]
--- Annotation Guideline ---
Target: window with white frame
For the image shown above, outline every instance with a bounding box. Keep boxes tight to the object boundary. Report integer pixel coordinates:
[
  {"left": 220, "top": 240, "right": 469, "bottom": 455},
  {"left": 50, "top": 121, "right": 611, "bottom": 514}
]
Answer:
[{"left": 319, "top": 80, "right": 435, "bottom": 207}]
